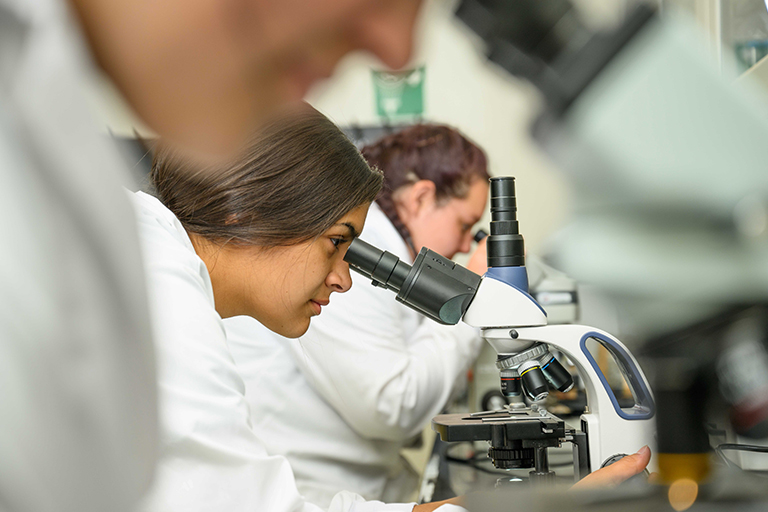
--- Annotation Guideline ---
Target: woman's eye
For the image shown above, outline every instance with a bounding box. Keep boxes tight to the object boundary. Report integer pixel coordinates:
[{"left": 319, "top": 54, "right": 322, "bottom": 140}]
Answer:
[{"left": 330, "top": 237, "right": 346, "bottom": 248}]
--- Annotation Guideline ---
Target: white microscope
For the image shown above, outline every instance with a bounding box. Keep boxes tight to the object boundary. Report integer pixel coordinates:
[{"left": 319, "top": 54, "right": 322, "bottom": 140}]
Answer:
[{"left": 345, "top": 176, "right": 655, "bottom": 483}]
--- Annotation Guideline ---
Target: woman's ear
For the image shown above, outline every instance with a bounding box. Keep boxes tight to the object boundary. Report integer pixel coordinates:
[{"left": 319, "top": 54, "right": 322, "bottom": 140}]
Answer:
[{"left": 396, "top": 180, "right": 436, "bottom": 222}]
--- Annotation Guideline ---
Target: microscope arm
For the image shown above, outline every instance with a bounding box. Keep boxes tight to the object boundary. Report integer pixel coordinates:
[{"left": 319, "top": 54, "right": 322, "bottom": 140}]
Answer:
[
  {"left": 344, "top": 176, "right": 656, "bottom": 474},
  {"left": 490, "top": 324, "right": 655, "bottom": 470},
  {"left": 462, "top": 276, "right": 656, "bottom": 470}
]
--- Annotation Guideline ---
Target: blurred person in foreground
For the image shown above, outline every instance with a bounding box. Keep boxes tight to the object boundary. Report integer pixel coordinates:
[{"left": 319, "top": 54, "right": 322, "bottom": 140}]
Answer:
[{"left": 0, "top": 0, "right": 421, "bottom": 511}]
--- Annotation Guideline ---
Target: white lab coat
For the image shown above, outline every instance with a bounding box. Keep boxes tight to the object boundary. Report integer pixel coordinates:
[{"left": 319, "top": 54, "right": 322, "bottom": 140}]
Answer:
[
  {"left": 225, "top": 203, "right": 483, "bottom": 507},
  {"left": 0, "top": 1, "right": 157, "bottom": 511},
  {"left": 133, "top": 192, "right": 456, "bottom": 512}
]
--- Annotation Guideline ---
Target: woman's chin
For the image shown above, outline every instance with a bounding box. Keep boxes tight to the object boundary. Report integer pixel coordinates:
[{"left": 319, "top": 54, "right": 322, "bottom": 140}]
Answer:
[{"left": 276, "top": 318, "right": 311, "bottom": 339}]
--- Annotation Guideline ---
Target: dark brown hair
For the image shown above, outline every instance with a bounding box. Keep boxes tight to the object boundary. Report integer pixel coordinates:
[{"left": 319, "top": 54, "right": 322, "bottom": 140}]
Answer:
[
  {"left": 151, "top": 103, "right": 382, "bottom": 247},
  {"left": 361, "top": 124, "right": 489, "bottom": 252}
]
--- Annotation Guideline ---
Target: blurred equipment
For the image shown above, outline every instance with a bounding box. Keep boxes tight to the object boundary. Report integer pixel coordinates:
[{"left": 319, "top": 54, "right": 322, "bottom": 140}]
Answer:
[
  {"left": 345, "top": 177, "right": 655, "bottom": 482},
  {"left": 454, "top": 0, "right": 768, "bottom": 499}
]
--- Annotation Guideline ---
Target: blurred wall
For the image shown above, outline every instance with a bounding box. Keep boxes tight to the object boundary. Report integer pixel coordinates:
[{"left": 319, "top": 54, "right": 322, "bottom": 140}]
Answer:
[
  {"left": 306, "top": 0, "right": 569, "bottom": 254},
  {"left": 307, "top": 0, "right": 649, "bottom": 253},
  {"left": 93, "top": 0, "right": 651, "bottom": 254}
]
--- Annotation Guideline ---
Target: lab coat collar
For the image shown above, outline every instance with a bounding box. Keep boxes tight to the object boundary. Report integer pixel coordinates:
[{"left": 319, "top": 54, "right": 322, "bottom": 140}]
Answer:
[
  {"left": 368, "top": 201, "right": 414, "bottom": 265},
  {"left": 132, "top": 191, "right": 197, "bottom": 254}
]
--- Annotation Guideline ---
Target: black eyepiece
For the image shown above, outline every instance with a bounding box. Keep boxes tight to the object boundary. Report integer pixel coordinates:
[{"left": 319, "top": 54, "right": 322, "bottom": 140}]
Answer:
[
  {"left": 454, "top": 0, "right": 577, "bottom": 66},
  {"left": 345, "top": 238, "right": 410, "bottom": 293},
  {"left": 345, "top": 239, "right": 482, "bottom": 325},
  {"left": 487, "top": 177, "right": 525, "bottom": 268}
]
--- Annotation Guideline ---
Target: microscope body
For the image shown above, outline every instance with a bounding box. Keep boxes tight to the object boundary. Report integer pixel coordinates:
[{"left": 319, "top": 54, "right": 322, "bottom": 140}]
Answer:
[
  {"left": 453, "top": 1, "right": 768, "bottom": 486},
  {"left": 464, "top": 272, "right": 655, "bottom": 472},
  {"left": 345, "top": 176, "right": 655, "bottom": 481}
]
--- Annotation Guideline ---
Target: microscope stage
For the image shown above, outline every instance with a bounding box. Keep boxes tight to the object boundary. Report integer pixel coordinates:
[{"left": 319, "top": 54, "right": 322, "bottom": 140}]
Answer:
[{"left": 432, "top": 408, "right": 568, "bottom": 444}]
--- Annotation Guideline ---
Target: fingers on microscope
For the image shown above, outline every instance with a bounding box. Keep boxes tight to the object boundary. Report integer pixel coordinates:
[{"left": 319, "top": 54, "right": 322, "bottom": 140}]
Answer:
[{"left": 572, "top": 445, "right": 651, "bottom": 490}]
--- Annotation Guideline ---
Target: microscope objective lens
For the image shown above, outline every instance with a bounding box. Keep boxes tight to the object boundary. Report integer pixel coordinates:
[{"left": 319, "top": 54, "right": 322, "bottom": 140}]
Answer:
[
  {"left": 500, "top": 368, "right": 521, "bottom": 397},
  {"left": 539, "top": 354, "right": 574, "bottom": 393},
  {"left": 518, "top": 360, "right": 549, "bottom": 402}
]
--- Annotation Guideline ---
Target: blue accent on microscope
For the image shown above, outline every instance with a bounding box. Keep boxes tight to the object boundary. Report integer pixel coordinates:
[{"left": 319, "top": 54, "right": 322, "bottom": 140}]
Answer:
[
  {"left": 484, "top": 267, "right": 547, "bottom": 317},
  {"left": 486, "top": 266, "right": 529, "bottom": 292},
  {"left": 579, "top": 331, "right": 655, "bottom": 421}
]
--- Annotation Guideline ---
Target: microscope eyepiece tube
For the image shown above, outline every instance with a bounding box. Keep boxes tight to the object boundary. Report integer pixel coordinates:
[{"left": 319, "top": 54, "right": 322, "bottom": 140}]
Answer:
[
  {"left": 487, "top": 177, "right": 525, "bottom": 268},
  {"left": 344, "top": 238, "right": 410, "bottom": 293},
  {"left": 345, "top": 238, "right": 482, "bottom": 325},
  {"left": 539, "top": 354, "right": 574, "bottom": 392},
  {"left": 518, "top": 359, "right": 549, "bottom": 402}
]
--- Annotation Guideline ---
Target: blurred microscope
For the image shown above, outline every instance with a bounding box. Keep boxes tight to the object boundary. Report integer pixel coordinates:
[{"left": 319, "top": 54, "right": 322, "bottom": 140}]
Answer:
[{"left": 446, "top": 0, "right": 768, "bottom": 509}]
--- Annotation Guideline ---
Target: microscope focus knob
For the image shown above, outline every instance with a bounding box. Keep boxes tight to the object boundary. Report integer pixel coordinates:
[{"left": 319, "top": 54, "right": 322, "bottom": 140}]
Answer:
[{"left": 518, "top": 360, "right": 549, "bottom": 401}]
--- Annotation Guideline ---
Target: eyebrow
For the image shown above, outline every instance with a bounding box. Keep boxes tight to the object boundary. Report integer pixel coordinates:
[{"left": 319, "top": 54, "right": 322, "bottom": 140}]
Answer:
[{"left": 338, "top": 222, "right": 359, "bottom": 239}]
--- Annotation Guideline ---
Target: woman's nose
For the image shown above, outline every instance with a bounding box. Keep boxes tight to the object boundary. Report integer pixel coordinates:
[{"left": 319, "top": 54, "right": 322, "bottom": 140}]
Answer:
[
  {"left": 459, "top": 231, "right": 473, "bottom": 254},
  {"left": 327, "top": 261, "right": 353, "bottom": 293},
  {"left": 353, "top": 0, "right": 420, "bottom": 71}
]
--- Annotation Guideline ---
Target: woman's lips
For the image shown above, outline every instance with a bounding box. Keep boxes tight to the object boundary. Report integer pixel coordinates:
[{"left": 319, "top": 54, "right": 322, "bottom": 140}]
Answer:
[{"left": 310, "top": 299, "right": 329, "bottom": 315}]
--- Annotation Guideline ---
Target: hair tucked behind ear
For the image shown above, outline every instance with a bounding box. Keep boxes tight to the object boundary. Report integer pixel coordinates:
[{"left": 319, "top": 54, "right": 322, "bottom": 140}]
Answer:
[
  {"left": 151, "top": 102, "right": 382, "bottom": 247},
  {"left": 361, "top": 124, "right": 489, "bottom": 253}
]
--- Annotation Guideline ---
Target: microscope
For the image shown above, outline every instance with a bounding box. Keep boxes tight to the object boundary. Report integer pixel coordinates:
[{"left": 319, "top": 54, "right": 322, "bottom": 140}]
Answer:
[
  {"left": 344, "top": 176, "right": 655, "bottom": 483},
  {"left": 448, "top": 0, "right": 768, "bottom": 495}
]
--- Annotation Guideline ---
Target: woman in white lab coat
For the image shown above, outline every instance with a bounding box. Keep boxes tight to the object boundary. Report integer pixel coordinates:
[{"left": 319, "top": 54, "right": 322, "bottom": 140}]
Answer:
[
  {"left": 135, "top": 104, "right": 466, "bottom": 512},
  {"left": 224, "top": 125, "right": 491, "bottom": 506},
  {"left": 224, "top": 124, "right": 653, "bottom": 505},
  {"left": 136, "top": 107, "right": 650, "bottom": 512}
]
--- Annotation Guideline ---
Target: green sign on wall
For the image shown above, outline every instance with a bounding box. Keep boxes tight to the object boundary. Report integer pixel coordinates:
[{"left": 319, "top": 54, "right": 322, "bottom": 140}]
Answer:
[{"left": 372, "top": 66, "right": 425, "bottom": 119}]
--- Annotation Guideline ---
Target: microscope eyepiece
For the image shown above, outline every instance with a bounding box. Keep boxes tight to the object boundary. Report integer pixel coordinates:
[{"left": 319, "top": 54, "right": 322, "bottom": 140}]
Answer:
[
  {"left": 344, "top": 238, "right": 410, "bottom": 293},
  {"left": 344, "top": 238, "right": 482, "bottom": 325},
  {"left": 487, "top": 177, "right": 525, "bottom": 268}
]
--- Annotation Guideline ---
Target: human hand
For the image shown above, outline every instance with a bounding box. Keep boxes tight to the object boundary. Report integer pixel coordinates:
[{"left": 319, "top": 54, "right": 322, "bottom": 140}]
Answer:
[
  {"left": 466, "top": 237, "right": 488, "bottom": 275},
  {"left": 412, "top": 497, "right": 463, "bottom": 512},
  {"left": 571, "top": 446, "right": 651, "bottom": 490}
]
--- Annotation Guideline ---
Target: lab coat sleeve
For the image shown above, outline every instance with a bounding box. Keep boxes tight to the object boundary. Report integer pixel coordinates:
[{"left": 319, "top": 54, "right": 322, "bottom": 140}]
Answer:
[
  {"left": 290, "top": 270, "right": 483, "bottom": 441},
  {"left": 339, "top": 495, "right": 463, "bottom": 512}
]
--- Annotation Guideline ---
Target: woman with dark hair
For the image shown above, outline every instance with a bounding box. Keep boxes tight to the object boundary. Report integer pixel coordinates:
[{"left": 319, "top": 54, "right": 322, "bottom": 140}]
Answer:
[
  {"left": 133, "top": 105, "right": 468, "bottom": 512},
  {"left": 224, "top": 124, "right": 492, "bottom": 505},
  {"left": 137, "top": 110, "right": 649, "bottom": 512},
  {"left": 223, "top": 123, "right": 650, "bottom": 506}
]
